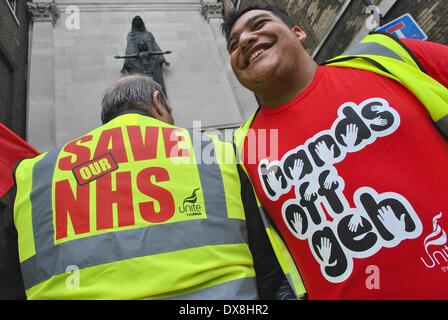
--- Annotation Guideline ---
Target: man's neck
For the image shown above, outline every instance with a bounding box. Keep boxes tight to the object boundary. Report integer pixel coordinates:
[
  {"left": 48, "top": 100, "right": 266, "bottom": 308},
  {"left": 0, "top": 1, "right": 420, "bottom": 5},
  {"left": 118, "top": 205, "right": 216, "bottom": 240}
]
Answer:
[{"left": 260, "top": 59, "right": 318, "bottom": 108}]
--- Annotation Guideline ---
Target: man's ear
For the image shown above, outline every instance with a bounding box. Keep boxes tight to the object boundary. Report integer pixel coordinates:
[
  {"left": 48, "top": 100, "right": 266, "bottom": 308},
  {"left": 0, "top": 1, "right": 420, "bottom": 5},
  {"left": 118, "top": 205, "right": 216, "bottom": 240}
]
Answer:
[
  {"left": 292, "top": 25, "right": 306, "bottom": 43},
  {"left": 152, "top": 90, "right": 174, "bottom": 125}
]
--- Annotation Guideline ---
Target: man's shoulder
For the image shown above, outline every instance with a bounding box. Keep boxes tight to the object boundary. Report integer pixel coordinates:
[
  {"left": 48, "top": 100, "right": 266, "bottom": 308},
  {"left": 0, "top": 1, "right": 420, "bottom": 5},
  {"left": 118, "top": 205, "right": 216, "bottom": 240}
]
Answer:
[
  {"left": 400, "top": 38, "right": 442, "bottom": 51},
  {"left": 400, "top": 38, "right": 447, "bottom": 61}
]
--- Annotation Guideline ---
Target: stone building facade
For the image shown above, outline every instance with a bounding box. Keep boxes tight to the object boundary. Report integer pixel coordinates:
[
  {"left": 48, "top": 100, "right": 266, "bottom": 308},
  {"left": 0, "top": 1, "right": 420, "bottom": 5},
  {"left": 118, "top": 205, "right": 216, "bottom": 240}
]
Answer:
[
  {"left": 27, "top": 0, "right": 258, "bottom": 151},
  {"left": 0, "top": 0, "right": 31, "bottom": 138}
]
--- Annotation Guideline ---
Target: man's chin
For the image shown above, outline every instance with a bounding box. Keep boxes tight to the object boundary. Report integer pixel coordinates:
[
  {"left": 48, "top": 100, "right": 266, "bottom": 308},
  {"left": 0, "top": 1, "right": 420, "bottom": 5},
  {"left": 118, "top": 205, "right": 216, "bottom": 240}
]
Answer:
[
  {"left": 240, "top": 76, "right": 270, "bottom": 93},
  {"left": 243, "top": 67, "right": 276, "bottom": 89}
]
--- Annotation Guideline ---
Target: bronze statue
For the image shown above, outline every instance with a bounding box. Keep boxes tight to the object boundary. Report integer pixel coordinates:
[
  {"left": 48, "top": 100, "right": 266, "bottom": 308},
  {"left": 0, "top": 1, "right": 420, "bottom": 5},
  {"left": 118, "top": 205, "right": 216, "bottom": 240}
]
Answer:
[{"left": 116, "top": 16, "right": 171, "bottom": 96}]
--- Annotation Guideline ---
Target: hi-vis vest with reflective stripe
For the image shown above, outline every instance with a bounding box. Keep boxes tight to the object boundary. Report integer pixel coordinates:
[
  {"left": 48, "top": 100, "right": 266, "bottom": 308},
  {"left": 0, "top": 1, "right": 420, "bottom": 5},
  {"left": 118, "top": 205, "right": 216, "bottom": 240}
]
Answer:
[
  {"left": 14, "top": 113, "right": 257, "bottom": 300},
  {"left": 234, "top": 32, "right": 448, "bottom": 300},
  {"left": 323, "top": 32, "right": 448, "bottom": 139},
  {"left": 233, "top": 131, "right": 307, "bottom": 299}
]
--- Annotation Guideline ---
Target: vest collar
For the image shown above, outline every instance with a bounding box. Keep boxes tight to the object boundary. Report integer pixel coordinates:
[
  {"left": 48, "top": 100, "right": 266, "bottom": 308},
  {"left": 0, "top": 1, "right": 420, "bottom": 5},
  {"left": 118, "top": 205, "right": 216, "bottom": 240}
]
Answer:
[{"left": 116, "top": 109, "right": 150, "bottom": 118}]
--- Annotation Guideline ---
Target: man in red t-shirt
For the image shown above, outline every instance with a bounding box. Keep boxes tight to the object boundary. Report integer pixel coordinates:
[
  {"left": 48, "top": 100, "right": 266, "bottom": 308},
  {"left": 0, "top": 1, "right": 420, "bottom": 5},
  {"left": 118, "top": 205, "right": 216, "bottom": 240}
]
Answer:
[{"left": 222, "top": 4, "right": 448, "bottom": 299}]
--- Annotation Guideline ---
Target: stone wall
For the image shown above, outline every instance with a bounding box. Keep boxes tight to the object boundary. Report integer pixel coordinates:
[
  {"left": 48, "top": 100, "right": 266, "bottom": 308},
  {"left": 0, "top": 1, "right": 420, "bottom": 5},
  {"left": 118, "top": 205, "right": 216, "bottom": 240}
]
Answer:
[{"left": 315, "top": 0, "right": 447, "bottom": 63}]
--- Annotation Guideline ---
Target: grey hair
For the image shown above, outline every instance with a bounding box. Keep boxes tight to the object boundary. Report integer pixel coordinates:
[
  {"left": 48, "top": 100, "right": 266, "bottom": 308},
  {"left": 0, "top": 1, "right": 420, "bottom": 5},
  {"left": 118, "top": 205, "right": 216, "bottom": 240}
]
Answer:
[{"left": 101, "top": 74, "right": 171, "bottom": 124}]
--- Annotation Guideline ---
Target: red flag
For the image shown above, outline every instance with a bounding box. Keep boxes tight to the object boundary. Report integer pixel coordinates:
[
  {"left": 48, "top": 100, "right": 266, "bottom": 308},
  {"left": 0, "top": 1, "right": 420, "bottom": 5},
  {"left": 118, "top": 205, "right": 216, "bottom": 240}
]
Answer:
[{"left": 0, "top": 124, "right": 40, "bottom": 197}]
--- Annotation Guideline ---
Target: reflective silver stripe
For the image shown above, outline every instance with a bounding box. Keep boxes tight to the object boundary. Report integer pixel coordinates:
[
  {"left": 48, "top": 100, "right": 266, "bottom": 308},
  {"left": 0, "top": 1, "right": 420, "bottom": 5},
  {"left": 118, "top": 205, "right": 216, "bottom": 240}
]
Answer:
[
  {"left": 188, "top": 129, "right": 248, "bottom": 241},
  {"left": 21, "top": 130, "right": 249, "bottom": 290},
  {"left": 188, "top": 130, "right": 228, "bottom": 220},
  {"left": 164, "top": 277, "right": 258, "bottom": 300},
  {"left": 31, "top": 148, "right": 61, "bottom": 252},
  {"left": 343, "top": 42, "right": 404, "bottom": 61},
  {"left": 436, "top": 115, "right": 448, "bottom": 138},
  {"left": 21, "top": 219, "right": 247, "bottom": 289}
]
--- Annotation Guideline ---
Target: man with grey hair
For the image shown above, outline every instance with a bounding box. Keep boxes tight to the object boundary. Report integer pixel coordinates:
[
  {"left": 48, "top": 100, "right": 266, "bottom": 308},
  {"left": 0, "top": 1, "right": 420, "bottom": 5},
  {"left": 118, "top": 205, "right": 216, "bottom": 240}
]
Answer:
[
  {"left": 101, "top": 75, "right": 173, "bottom": 125},
  {"left": 1, "top": 74, "right": 292, "bottom": 300}
]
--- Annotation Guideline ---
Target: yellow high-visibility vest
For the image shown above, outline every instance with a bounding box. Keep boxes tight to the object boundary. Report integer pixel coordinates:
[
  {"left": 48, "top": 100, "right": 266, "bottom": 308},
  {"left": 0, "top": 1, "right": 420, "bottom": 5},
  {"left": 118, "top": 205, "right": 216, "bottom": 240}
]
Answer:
[
  {"left": 14, "top": 113, "right": 257, "bottom": 299},
  {"left": 234, "top": 124, "right": 307, "bottom": 299}
]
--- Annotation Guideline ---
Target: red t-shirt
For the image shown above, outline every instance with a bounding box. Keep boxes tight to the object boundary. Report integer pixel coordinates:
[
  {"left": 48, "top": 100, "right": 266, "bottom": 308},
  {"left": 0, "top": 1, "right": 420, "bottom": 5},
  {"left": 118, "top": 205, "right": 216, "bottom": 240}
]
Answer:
[{"left": 243, "top": 39, "right": 448, "bottom": 299}]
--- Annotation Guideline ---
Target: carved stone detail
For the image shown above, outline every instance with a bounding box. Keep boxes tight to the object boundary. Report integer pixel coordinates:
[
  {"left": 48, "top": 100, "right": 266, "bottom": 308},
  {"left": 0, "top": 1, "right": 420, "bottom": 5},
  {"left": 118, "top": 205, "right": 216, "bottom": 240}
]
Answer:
[{"left": 200, "top": 0, "right": 223, "bottom": 22}]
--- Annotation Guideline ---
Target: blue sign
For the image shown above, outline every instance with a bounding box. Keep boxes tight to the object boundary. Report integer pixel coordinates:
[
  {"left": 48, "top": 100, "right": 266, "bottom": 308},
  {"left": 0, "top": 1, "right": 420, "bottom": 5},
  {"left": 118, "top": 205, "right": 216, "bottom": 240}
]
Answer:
[{"left": 376, "top": 13, "right": 427, "bottom": 40}]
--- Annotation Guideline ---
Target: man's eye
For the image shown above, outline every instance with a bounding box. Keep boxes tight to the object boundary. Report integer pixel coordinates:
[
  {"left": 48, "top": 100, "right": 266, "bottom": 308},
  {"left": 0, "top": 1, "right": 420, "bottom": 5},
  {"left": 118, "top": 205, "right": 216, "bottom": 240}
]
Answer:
[
  {"left": 229, "top": 42, "right": 238, "bottom": 52},
  {"left": 254, "top": 20, "right": 268, "bottom": 30}
]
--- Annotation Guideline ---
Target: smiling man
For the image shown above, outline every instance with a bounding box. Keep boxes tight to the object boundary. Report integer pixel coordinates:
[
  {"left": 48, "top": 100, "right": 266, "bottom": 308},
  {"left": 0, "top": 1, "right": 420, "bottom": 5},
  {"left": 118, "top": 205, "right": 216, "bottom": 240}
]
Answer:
[
  {"left": 222, "top": 4, "right": 448, "bottom": 299},
  {"left": 225, "top": 7, "right": 316, "bottom": 108}
]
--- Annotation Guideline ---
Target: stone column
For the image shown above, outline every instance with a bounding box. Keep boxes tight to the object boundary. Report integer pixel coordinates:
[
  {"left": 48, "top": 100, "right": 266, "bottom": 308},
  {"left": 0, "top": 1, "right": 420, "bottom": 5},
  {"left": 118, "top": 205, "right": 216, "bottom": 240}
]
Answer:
[{"left": 27, "top": 1, "right": 59, "bottom": 150}]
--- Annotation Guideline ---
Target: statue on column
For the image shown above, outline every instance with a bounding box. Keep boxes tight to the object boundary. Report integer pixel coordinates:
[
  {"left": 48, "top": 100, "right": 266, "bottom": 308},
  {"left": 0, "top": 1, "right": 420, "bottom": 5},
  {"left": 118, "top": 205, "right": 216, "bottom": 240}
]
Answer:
[{"left": 115, "top": 16, "right": 171, "bottom": 96}]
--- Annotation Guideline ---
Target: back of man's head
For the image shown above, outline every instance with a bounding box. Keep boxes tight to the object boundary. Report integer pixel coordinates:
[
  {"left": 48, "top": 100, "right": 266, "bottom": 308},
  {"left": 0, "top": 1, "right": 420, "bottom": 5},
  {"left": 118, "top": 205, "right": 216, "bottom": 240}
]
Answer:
[
  {"left": 101, "top": 75, "right": 172, "bottom": 124},
  {"left": 221, "top": 4, "right": 295, "bottom": 40}
]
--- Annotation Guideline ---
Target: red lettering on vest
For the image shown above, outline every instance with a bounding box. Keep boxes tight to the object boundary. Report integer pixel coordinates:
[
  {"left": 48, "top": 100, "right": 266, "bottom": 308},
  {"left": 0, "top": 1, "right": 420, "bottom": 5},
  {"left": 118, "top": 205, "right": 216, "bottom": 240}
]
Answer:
[
  {"left": 55, "top": 180, "right": 90, "bottom": 240},
  {"left": 72, "top": 153, "right": 118, "bottom": 185},
  {"left": 162, "top": 128, "right": 190, "bottom": 158},
  {"left": 96, "top": 171, "right": 135, "bottom": 230},
  {"left": 137, "top": 167, "right": 175, "bottom": 223},
  {"left": 127, "top": 126, "right": 159, "bottom": 161},
  {"left": 94, "top": 128, "right": 128, "bottom": 163},
  {"left": 58, "top": 135, "right": 93, "bottom": 171}
]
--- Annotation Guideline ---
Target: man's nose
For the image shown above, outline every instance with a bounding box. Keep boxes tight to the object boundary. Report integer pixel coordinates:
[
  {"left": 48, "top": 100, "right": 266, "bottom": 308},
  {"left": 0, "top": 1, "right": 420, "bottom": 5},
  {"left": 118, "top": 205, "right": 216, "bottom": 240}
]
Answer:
[{"left": 239, "top": 31, "right": 257, "bottom": 54}]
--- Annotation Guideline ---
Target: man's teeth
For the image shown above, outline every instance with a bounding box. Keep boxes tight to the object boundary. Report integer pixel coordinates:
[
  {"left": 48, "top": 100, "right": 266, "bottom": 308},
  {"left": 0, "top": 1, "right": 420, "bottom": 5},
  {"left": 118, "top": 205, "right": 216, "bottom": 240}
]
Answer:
[{"left": 249, "top": 49, "right": 265, "bottom": 63}]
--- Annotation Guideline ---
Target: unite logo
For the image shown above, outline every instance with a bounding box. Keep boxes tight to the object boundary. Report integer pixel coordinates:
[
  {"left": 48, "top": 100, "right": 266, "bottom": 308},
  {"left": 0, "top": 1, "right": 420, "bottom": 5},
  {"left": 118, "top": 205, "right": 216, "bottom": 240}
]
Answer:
[
  {"left": 179, "top": 188, "right": 202, "bottom": 216},
  {"left": 420, "top": 213, "right": 448, "bottom": 272}
]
